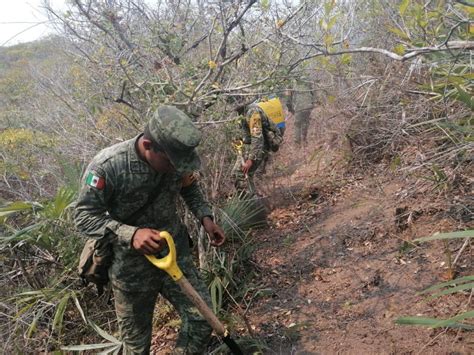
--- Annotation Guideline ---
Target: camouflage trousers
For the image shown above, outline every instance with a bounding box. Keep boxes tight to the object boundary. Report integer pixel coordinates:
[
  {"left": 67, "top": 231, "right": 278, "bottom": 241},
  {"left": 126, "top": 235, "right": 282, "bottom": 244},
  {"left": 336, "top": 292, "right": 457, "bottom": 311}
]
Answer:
[
  {"left": 114, "top": 253, "right": 212, "bottom": 355},
  {"left": 294, "top": 109, "right": 312, "bottom": 145},
  {"left": 231, "top": 154, "right": 265, "bottom": 197}
]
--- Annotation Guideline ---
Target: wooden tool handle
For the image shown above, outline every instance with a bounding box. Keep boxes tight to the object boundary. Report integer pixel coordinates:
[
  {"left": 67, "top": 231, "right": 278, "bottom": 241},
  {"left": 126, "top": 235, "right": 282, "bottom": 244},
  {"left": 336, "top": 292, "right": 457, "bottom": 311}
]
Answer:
[{"left": 177, "top": 276, "right": 226, "bottom": 337}]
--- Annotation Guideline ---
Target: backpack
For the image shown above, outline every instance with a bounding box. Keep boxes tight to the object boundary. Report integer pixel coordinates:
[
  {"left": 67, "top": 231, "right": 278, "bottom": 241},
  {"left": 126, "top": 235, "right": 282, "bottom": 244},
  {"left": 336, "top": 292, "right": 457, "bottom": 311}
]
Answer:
[
  {"left": 256, "top": 97, "right": 286, "bottom": 134},
  {"left": 78, "top": 237, "right": 113, "bottom": 295}
]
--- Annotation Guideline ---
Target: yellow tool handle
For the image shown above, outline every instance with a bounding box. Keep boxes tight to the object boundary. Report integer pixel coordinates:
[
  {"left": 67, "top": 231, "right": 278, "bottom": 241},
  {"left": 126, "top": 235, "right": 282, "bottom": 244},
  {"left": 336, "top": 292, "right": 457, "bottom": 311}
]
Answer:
[
  {"left": 145, "top": 231, "right": 227, "bottom": 337},
  {"left": 145, "top": 231, "right": 183, "bottom": 281}
]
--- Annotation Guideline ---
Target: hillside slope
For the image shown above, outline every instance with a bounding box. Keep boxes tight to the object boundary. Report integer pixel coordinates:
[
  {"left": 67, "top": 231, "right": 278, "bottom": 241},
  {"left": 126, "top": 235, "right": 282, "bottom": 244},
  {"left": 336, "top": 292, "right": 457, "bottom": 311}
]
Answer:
[{"left": 246, "top": 111, "right": 473, "bottom": 354}]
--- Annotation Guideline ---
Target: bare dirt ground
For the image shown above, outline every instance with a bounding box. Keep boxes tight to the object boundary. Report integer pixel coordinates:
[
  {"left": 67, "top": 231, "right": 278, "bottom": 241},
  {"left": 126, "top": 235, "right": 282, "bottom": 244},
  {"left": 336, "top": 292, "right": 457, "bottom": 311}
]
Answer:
[
  {"left": 246, "top": 114, "right": 473, "bottom": 354},
  {"left": 152, "top": 112, "right": 473, "bottom": 354}
]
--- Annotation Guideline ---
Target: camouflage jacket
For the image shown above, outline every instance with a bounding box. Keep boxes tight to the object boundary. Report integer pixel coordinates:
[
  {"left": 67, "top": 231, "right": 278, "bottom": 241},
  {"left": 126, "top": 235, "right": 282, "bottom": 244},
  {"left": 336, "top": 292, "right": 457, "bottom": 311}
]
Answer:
[
  {"left": 241, "top": 105, "right": 268, "bottom": 163},
  {"left": 74, "top": 135, "right": 212, "bottom": 291}
]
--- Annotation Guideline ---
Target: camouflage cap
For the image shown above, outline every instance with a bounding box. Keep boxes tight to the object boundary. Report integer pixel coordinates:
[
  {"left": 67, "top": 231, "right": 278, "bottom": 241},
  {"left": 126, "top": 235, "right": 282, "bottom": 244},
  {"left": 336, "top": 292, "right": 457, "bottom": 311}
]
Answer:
[{"left": 147, "top": 105, "right": 202, "bottom": 173}]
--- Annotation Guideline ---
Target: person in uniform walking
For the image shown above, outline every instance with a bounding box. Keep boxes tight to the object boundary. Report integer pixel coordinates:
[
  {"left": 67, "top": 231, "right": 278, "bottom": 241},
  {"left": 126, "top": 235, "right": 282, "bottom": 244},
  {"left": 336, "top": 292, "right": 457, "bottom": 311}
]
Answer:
[
  {"left": 287, "top": 79, "right": 316, "bottom": 146},
  {"left": 231, "top": 104, "right": 269, "bottom": 196}
]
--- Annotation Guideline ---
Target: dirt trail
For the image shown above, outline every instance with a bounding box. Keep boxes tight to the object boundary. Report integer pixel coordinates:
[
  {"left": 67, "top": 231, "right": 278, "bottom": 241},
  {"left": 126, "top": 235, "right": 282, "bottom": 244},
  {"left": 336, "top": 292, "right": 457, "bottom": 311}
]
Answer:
[{"left": 246, "top": 120, "right": 472, "bottom": 354}]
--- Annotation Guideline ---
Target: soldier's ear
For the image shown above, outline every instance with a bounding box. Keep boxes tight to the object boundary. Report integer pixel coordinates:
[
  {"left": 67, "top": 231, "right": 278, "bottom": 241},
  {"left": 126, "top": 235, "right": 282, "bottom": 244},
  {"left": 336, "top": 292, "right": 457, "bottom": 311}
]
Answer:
[{"left": 143, "top": 138, "right": 153, "bottom": 151}]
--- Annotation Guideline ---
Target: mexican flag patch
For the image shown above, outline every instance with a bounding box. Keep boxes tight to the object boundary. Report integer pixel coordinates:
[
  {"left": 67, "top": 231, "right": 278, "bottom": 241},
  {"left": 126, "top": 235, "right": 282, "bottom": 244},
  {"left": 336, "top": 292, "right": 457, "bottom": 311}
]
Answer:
[{"left": 86, "top": 172, "right": 105, "bottom": 190}]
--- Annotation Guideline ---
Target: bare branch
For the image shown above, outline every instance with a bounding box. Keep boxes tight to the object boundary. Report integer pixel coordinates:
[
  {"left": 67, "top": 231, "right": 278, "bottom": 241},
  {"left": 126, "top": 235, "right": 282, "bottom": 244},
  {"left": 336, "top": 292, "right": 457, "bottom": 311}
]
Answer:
[{"left": 298, "top": 41, "right": 474, "bottom": 63}]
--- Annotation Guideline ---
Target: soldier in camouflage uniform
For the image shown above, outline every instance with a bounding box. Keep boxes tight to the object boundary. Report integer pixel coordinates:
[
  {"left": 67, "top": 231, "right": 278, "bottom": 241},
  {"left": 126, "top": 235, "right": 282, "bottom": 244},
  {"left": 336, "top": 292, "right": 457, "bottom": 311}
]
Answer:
[
  {"left": 287, "top": 79, "right": 316, "bottom": 146},
  {"left": 74, "top": 105, "right": 226, "bottom": 355},
  {"left": 231, "top": 104, "right": 269, "bottom": 196}
]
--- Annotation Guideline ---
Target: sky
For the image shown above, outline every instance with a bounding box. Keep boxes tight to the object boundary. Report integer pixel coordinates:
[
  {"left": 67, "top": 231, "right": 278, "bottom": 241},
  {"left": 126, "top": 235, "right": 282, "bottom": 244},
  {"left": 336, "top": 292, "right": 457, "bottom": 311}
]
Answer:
[{"left": 0, "top": 0, "right": 66, "bottom": 46}]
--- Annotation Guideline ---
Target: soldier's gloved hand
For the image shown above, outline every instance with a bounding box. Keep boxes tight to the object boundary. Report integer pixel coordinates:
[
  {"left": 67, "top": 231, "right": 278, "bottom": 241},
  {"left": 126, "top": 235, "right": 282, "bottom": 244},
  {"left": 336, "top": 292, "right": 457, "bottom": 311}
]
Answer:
[
  {"left": 241, "top": 159, "right": 253, "bottom": 175},
  {"left": 132, "top": 228, "right": 166, "bottom": 254},
  {"left": 202, "top": 216, "right": 226, "bottom": 247}
]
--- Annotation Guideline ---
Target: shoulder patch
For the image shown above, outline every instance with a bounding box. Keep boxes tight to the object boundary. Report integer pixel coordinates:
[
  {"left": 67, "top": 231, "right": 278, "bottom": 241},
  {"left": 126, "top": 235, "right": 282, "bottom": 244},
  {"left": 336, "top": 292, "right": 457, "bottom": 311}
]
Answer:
[
  {"left": 249, "top": 112, "right": 262, "bottom": 137},
  {"left": 86, "top": 171, "right": 105, "bottom": 190}
]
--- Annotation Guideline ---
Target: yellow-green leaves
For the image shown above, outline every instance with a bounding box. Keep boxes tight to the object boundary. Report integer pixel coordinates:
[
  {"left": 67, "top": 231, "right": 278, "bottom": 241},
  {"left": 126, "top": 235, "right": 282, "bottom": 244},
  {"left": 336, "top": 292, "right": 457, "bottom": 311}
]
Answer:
[
  {"left": 457, "top": 3, "right": 474, "bottom": 16},
  {"left": 324, "top": 33, "right": 334, "bottom": 47},
  {"left": 341, "top": 53, "right": 352, "bottom": 65},
  {"left": 399, "top": 0, "right": 410, "bottom": 16},
  {"left": 208, "top": 60, "right": 217, "bottom": 70},
  {"left": 260, "top": 0, "right": 270, "bottom": 12},
  {"left": 52, "top": 293, "right": 72, "bottom": 334},
  {"left": 324, "top": 0, "right": 336, "bottom": 15},
  {"left": 0, "top": 128, "right": 55, "bottom": 149},
  {"left": 319, "top": 0, "right": 339, "bottom": 52},
  {"left": 388, "top": 26, "right": 411, "bottom": 40},
  {"left": 454, "top": 84, "right": 474, "bottom": 110},
  {"left": 0, "top": 202, "right": 36, "bottom": 219},
  {"left": 327, "top": 15, "right": 338, "bottom": 30},
  {"left": 320, "top": 16, "right": 338, "bottom": 31},
  {"left": 393, "top": 44, "right": 406, "bottom": 55}
]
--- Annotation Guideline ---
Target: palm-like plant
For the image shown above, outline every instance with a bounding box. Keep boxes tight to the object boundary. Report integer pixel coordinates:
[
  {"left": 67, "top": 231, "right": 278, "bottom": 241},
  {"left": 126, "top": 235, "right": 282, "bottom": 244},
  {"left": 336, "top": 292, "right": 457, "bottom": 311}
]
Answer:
[
  {"left": 217, "top": 195, "right": 268, "bottom": 240},
  {"left": 0, "top": 187, "right": 103, "bottom": 352},
  {"left": 199, "top": 195, "right": 268, "bottom": 329}
]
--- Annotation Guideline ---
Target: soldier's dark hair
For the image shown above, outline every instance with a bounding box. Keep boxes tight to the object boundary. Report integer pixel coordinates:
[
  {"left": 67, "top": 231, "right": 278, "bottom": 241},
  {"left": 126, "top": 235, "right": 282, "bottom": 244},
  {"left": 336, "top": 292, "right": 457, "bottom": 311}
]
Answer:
[{"left": 143, "top": 125, "right": 164, "bottom": 153}]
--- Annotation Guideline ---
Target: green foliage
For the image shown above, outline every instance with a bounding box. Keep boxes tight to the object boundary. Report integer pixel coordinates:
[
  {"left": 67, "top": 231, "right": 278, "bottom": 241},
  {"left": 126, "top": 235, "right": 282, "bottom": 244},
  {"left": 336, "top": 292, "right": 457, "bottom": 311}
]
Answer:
[
  {"left": 53, "top": 154, "right": 83, "bottom": 193},
  {"left": 202, "top": 196, "right": 267, "bottom": 321},
  {"left": 396, "top": 230, "right": 473, "bottom": 330},
  {"left": 260, "top": 0, "right": 270, "bottom": 12},
  {"left": 0, "top": 127, "right": 62, "bottom": 197},
  {"left": 60, "top": 293, "right": 122, "bottom": 353},
  {"left": 0, "top": 187, "right": 76, "bottom": 252},
  {"left": 390, "top": 155, "right": 402, "bottom": 171},
  {"left": 425, "top": 164, "right": 449, "bottom": 190},
  {"left": 324, "top": 0, "right": 336, "bottom": 15},
  {"left": 204, "top": 237, "right": 257, "bottom": 314},
  {"left": 13, "top": 288, "right": 75, "bottom": 337},
  {"left": 426, "top": 281, "right": 474, "bottom": 299},
  {"left": 396, "top": 316, "right": 474, "bottom": 330},
  {"left": 389, "top": 0, "right": 471, "bottom": 51},
  {"left": 414, "top": 230, "right": 474, "bottom": 243},
  {"left": 428, "top": 61, "right": 474, "bottom": 113},
  {"left": 399, "top": 0, "right": 410, "bottom": 16},
  {"left": 419, "top": 275, "right": 474, "bottom": 295},
  {"left": 0, "top": 40, "right": 62, "bottom": 130},
  {"left": 393, "top": 44, "right": 406, "bottom": 55},
  {"left": 0, "top": 187, "right": 91, "bottom": 351},
  {"left": 283, "top": 234, "right": 295, "bottom": 247},
  {"left": 453, "top": 84, "right": 474, "bottom": 110},
  {"left": 398, "top": 241, "right": 410, "bottom": 254},
  {"left": 352, "top": 1, "right": 474, "bottom": 171},
  {"left": 218, "top": 200, "right": 267, "bottom": 240},
  {"left": 340, "top": 53, "right": 352, "bottom": 65},
  {"left": 387, "top": 26, "right": 410, "bottom": 40}
]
